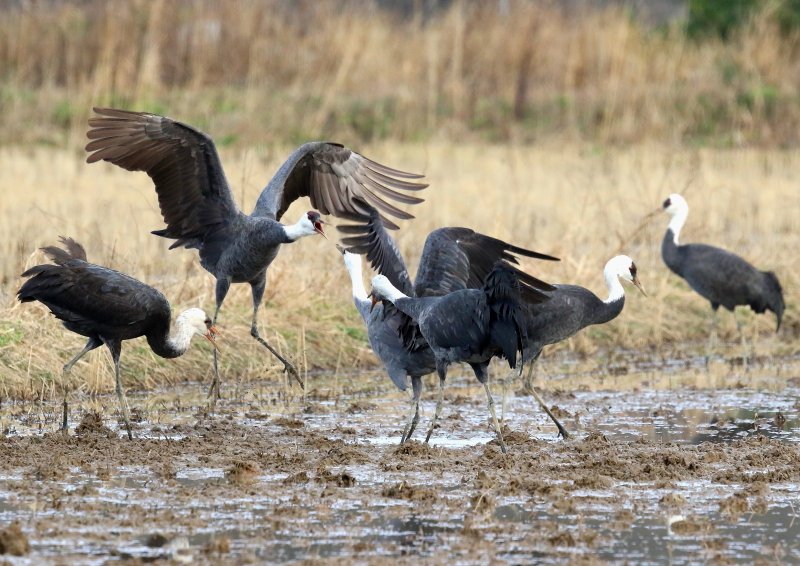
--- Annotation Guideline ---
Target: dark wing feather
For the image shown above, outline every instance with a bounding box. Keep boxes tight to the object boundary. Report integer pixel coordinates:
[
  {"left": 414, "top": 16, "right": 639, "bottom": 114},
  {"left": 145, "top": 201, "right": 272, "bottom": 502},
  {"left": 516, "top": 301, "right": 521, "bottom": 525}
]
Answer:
[
  {"left": 420, "top": 290, "right": 489, "bottom": 355},
  {"left": 18, "top": 261, "right": 164, "bottom": 332},
  {"left": 251, "top": 142, "right": 426, "bottom": 227},
  {"left": 41, "top": 236, "right": 88, "bottom": 265},
  {"left": 85, "top": 108, "right": 239, "bottom": 243},
  {"left": 414, "top": 227, "right": 558, "bottom": 298},
  {"left": 336, "top": 199, "right": 413, "bottom": 295}
]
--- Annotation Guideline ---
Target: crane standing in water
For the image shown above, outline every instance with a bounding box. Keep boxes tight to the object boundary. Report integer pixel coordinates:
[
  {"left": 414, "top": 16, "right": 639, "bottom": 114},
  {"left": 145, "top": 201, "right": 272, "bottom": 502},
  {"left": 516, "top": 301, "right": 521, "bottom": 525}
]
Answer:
[{"left": 17, "top": 237, "right": 219, "bottom": 439}]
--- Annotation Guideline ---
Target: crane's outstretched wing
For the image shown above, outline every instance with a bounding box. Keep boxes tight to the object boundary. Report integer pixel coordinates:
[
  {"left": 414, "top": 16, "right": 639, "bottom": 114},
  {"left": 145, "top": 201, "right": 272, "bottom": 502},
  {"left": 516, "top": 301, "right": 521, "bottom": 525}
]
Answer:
[
  {"left": 414, "top": 227, "right": 558, "bottom": 301},
  {"left": 251, "top": 142, "right": 427, "bottom": 229},
  {"left": 336, "top": 199, "right": 413, "bottom": 295},
  {"left": 85, "top": 108, "right": 240, "bottom": 247}
]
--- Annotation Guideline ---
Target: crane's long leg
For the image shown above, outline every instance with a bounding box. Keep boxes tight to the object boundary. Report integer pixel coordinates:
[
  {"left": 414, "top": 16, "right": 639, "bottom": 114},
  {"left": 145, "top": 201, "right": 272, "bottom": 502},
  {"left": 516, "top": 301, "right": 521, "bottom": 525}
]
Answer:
[
  {"left": 529, "top": 386, "right": 570, "bottom": 439},
  {"left": 400, "top": 376, "right": 422, "bottom": 444},
  {"left": 705, "top": 307, "right": 719, "bottom": 365},
  {"left": 424, "top": 362, "right": 447, "bottom": 444},
  {"left": 734, "top": 310, "right": 750, "bottom": 370},
  {"left": 521, "top": 350, "right": 542, "bottom": 393},
  {"left": 60, "top": 337, "right": 102, "bottom": 432},
  {"left": 472, "top": 363, "right": 507, "bottom": 454},
  {"left": 105, "top": 339, "right": 132, "bottom": 440},
  {"left": 521, "top": 355, "right": 569, "bottom": 438},
  {"left": 207, "top": 277, "right": 231, "bottom": 402},
  {"left": 250, "top": 276, "right": 301, "bottom": 386}
]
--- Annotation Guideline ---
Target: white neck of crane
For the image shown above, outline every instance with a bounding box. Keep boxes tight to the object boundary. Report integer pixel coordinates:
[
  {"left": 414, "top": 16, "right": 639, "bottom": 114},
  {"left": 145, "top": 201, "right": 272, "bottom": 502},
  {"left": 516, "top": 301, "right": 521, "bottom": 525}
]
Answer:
[
  {"left": 283, "top": 219, "right": 314, "bottom": 242},
  {"left": 343, "top": 252, "right": 368, "bottom": 301},
  {"left": 667, "top": 207, "right": 688, "bottom": 245},
  {"left": 374, "top": 277, "right": 408, "bottom": 304},
  {"left": 603, "top": 269, "right": 625, "bottom": 304}
]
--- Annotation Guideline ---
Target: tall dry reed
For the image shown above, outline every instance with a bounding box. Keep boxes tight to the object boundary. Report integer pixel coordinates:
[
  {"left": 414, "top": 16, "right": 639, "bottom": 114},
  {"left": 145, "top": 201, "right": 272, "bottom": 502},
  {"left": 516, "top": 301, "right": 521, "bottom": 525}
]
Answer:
[{"left": 1, "top": 1, "right": 800, "bottom": 146}]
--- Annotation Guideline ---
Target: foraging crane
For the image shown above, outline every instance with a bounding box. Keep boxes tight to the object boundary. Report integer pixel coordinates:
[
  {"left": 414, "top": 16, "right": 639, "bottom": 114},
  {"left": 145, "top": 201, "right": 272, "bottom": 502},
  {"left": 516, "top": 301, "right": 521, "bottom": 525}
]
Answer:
[
  {"left": 370, "top": 261, "right": 556, "bottom": 454},
  {"left": 661, "top": 194, "right": 784, "bottom": 342},
  {"left": 520, "top": 255, "right": 646, "bottom": 438},
  {"left": 85, "top": 107, "right": 427, "bottom": 398},
  {"left": 338, "top": 202, "right": 558, "bottom": 444},
  {"left": 17, "top": 237, "right": 219, "bottom": 439}
]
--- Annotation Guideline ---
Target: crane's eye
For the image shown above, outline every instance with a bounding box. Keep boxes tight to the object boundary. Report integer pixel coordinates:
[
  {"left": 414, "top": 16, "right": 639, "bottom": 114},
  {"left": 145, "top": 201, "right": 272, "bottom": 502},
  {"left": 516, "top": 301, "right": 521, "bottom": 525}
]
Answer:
[{"left": 663, "top": 198, "right": 671, "bottom": 208}]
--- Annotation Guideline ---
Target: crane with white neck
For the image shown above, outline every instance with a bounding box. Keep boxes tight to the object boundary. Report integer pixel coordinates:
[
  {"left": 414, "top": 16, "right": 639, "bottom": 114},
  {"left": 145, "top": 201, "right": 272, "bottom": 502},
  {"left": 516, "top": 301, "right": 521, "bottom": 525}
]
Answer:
[
  {"left": 519, "top": 255, "right": 646, "bottom": 438},
  {"left": 337, "top": 200, "right": 559, "bottom": 445},
  {"left": 661, "top": 193, "right": 784, "bottom": 345},
  {"left": 369, "top": 260, "right": 556, "bottom": 454},
  {"left": 17, "top": 237, "right": 219, "bottom": 439},
  {"left": 85, "top": 107, "right": 427, "bottom": 399}
]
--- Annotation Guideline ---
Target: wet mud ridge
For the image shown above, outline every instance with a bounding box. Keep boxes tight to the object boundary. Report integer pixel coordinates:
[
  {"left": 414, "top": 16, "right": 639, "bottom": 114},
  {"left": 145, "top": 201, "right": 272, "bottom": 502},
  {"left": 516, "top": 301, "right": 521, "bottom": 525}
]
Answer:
[{"left": 0, "top": 379, "right": 799, "bottom": 563}]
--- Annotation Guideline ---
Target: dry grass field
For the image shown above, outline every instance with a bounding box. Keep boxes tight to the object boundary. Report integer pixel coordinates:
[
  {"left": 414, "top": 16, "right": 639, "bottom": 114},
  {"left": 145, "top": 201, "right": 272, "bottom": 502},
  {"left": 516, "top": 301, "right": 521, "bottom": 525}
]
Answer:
[
  {"left": 0, "top": 0, "right": 797, "bottom": 399},
  {"left": 0, "top": 142, "right": 796, "bottom": 399},
  {"left": 3, "top": 0, "right": 800, "bottom": 147}
]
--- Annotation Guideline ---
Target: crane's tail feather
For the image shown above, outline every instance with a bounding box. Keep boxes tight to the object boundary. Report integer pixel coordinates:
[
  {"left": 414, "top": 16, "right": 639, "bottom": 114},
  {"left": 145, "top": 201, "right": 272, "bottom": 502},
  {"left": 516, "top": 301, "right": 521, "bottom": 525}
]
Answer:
[
  {"left": 40, "top": 237, "right": 87, "bottom": 265},
  {"left": 762, "top": 270, "right": 784, "bottom": 331}
]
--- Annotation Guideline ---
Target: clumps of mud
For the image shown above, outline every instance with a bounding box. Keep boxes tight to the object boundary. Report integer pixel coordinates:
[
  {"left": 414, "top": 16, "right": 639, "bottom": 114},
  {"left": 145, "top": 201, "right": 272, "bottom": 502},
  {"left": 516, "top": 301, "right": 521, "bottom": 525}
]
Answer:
[
  {"left": 315, "top": 467, "right": 356, "bottom": 487},
  {"left": 719, "top": 493, "right": 749, "bottom": 517},
  {"left": 0, "top": 522, "right": 29, "bottom": 556},
  {"left": 282, "top": 471, "right": 310, "bottom": 484},
  {"left": 74, "top": 411, "right": 113, "bottom": 437},
  {"left": 272, "top": 416, "right": 304, "bottom": 429},
  {"left": 669, "top": 516, "right": 715, "bottom": 535},
  {"left": 225, "top": 461, "right": 260, "bottom": 484},
  {"left": 659, "top": 493, "right": 687, "bottom": 508},
  {"left": 382, "top": 481, "right": 437, "bottom": 503}
]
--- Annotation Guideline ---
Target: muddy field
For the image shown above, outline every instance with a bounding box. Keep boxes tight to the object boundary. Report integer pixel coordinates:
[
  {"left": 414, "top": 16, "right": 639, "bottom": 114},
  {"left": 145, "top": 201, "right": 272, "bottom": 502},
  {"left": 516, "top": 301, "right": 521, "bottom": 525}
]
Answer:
[{"left": 1, "top": 351, "right": 799, "bottom": 565}]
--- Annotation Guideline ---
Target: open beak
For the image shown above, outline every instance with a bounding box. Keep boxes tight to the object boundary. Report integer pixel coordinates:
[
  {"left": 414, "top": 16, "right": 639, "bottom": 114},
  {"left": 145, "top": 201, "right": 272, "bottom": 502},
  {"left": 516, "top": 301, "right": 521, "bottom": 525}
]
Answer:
[
  {"left": 632, "top": 276, "right": 647, "bottom": 297},
  {"left": 369, "top": 291, "right": 379, "bottom": 313},
  {"left": 314, "top": 221, "right": 327, "bottom": 239},
  {"left": 204, "top": 325, "right": 221, "bottom": 351}
]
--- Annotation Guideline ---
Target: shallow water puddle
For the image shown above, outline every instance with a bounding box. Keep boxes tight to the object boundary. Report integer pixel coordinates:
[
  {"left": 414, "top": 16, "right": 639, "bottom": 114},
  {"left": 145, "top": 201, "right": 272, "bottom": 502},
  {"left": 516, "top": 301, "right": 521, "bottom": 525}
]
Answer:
[{"left": 0, "top": 359, "right": 799, "bottom": 564}]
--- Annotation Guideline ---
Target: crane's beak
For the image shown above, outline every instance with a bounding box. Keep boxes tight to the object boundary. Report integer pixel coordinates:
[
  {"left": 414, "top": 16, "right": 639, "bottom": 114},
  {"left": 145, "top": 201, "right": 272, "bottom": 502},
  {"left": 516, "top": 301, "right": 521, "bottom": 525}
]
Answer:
[
  {"left": 369, "top": 291, "right": 379, "bottom": 313},
  {"left": 632, "top": 275, "right": 647, "bottom": 297},
  {"left": 314, "top": 220, "right": 327, "bottom": 239},
  {"left": 204, "top": 325, "right": 221, "bottom": 351}
]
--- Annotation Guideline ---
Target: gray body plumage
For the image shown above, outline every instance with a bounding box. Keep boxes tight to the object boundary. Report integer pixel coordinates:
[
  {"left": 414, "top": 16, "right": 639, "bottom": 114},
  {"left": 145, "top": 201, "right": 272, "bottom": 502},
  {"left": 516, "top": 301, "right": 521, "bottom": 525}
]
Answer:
[
  {"left": 522, "top": 284, "right": 624, "bottom": 363},
  {"left": 396, "top": 290, "right": 498, "bottom": 370},
  {"left": 353, "top": 298, "right": 436, "bottom": 391},
  {"left": 662, "top": 229, "right": 784, "bottom": 330}
]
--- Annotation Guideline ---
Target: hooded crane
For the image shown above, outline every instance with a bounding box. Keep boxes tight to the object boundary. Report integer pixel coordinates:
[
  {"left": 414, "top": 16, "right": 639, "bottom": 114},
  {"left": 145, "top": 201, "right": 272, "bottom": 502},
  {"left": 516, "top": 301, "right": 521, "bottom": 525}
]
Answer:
[
  {"left": 519, "top": 255, "right": 646, "bottom": 438},
  {"left": 17, "top": 237, "right": 219, "bottom": 439},
  {"left": 338, "top": 202, "right": 558, "bottom": 444},
  {"left": 662, "top": 194, "right": 784, "bottom": 343},
  {"left": 85, "top": 108, "right": 427, "bottom": 399},
  {"left": 370, "top": 261, "right": 555, "bottom": 454}
]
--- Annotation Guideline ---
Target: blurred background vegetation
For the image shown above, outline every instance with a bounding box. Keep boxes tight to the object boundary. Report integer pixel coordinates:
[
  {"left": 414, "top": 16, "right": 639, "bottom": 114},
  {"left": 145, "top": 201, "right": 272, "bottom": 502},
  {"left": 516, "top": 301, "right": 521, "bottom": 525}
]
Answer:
[{"left": 2, "top": 0, "right": 800, "bottom": 149}]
